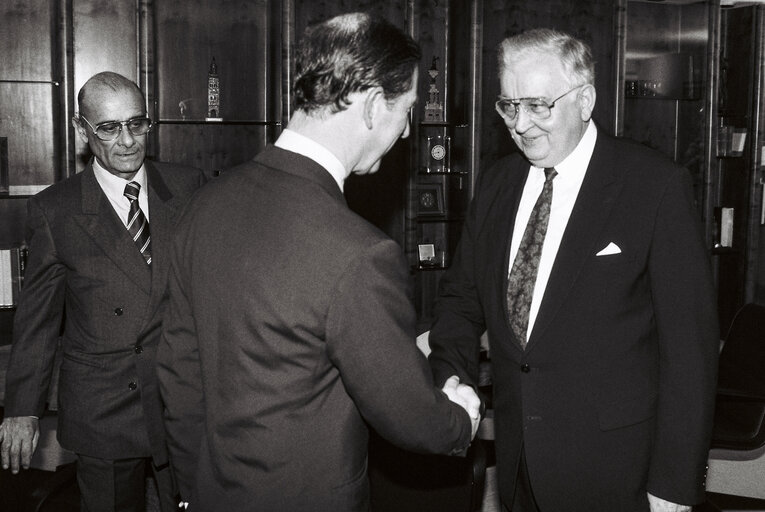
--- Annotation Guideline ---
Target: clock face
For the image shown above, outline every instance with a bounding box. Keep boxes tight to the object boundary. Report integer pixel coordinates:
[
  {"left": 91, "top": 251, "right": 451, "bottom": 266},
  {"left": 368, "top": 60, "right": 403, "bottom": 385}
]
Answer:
[
  {"left": 431, "top": 144, "right": 446, "bottom": 160},
  {"left": 420, "top": 191, "right": 435, "bottom": 208}
]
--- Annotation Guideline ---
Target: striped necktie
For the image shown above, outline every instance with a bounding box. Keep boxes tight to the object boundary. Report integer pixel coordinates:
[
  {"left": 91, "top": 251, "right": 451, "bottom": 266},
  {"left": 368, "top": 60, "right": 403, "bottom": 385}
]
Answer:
[
  {"left": 506, "top": 167, "right": 557, "bottom": 348},
  {"left": 123, "top": 181, "right": 152, "bottom": 265}
]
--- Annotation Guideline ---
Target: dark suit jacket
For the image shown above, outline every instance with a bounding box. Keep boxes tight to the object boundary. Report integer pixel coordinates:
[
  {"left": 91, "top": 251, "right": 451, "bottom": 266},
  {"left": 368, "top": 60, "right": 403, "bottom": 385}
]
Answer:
[
  {"left": 4, "top": 159, "right": 206, "bottom": 466},
  {"left": 428, "top": 129, "right": 719, "bottom": 511},
  {"left": 157, "top": 146, "right": 472, "bottom": 512}
]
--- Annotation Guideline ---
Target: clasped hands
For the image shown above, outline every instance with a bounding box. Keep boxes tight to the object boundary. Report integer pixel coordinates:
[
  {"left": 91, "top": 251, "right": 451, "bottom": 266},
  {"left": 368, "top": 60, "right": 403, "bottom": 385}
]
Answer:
[{"left": 441, "top": 375, "right": 482, "bottom": 438}]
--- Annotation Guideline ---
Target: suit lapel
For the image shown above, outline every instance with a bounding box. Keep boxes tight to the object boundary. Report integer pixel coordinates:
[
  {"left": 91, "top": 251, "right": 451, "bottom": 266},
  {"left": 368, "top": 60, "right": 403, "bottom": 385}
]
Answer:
[
  {"left": 526, "top": 136, "right": 623, "bottom": 349},
  {"left": 73, "top": 163, "right": 152, "bottom": 294},
  {"left": 141, "top": 161, "right": 182, "bottom": 325},
  {"left": 494, "top": 158, "right": 532, "bottom": 346}
]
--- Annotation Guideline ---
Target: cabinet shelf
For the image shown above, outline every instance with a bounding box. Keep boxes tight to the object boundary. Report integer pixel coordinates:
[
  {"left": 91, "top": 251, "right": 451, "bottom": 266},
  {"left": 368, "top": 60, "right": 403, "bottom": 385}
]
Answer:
[
  {"left": 157, "top": 119, "right": 281, "bottom": 126},
  {"left": 417, "top": 171, "right": 468, "bottom": 176},
  {"left": 419, "top": 121, "right": 450, "bottom": 127},
  {"left": 712, "top": 246, "right": 738, "bottom": 255},
  {"left": 416, "top": 216, "right": 464, "bottom": 223},
  {"left": 413, "top": 265, "right": 448, "bottom": 272}
]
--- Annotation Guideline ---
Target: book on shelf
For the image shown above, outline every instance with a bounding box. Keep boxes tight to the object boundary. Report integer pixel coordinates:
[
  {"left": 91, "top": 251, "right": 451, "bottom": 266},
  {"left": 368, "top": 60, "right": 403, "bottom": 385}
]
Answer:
[{"left": 0, "top": 247, "right": 27, "bottom": 306}]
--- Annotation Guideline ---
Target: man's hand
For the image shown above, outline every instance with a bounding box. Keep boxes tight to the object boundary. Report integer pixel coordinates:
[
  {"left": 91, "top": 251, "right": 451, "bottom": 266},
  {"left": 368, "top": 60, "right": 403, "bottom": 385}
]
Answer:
[
  {"left": 0, "top": 416, "right": 40, "bottom": 474},
  {"left": 442, "top": 375, "right": 481, "bottom": 438},
  {"left": 647, "top": 493, "right": 691, "bottom": 512}
]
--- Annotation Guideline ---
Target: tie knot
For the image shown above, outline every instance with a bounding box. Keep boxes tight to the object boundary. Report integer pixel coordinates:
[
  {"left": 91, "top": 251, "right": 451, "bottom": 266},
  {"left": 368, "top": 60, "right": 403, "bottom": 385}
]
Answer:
[
  {"left": 544, "top": 167, "right": 557, "bottom": 181},
  {"left": 124, "top": 181, "right": 140, "bottom": 201}
]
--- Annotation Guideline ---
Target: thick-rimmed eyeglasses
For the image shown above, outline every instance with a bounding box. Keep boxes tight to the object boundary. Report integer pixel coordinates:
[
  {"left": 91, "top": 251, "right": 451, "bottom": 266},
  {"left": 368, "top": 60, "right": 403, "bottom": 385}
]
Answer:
[
  {"left": 78, "top": 115, "right": 153, "bottom": 141},
  {"left": 495, "top": 85, "right": 583, "bottom": 122}
]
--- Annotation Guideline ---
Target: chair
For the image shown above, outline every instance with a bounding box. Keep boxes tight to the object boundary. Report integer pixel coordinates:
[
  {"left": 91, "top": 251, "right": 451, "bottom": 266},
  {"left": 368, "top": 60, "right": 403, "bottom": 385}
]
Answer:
[{"left": 706, "top": 303, "right": 765, "bottom": 500}]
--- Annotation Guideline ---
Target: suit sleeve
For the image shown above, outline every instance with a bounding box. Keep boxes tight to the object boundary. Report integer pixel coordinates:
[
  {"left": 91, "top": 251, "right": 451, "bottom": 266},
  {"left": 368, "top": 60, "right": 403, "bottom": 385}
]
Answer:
[
  {"left": 325, "top": 239, "right": 472, "bottom": 455},
  {"left": 4, "top": 196, "right": 66, "bottom": 417},
  {"left": 646, "top": 167, "right": 719, "bottom": 505},
  {"left": 427, "top": 171, "right": 489, "bottom": 389},
  {"left": 156, "top": 233, "right": 205, "bottom": 499}
]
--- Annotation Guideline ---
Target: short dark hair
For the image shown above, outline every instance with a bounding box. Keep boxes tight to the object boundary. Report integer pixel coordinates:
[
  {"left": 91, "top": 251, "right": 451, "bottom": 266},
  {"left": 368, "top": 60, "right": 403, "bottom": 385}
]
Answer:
[{"left": 293, "top": 12, "right": 421, "bottom": 114}]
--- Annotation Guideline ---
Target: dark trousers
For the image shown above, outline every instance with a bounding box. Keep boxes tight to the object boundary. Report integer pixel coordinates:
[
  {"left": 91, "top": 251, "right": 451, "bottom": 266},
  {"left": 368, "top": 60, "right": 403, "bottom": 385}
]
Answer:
[
  {"left": 504, "top": 446, "right": 540, "bottom": 512},
  {"left": 76, "top": 454, "right": 176, "bottom": 512}
]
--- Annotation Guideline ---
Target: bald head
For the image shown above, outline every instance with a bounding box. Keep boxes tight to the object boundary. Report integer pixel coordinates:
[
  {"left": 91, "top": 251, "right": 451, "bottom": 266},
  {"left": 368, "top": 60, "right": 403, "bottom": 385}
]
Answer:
[
  {"left": 73, "top": 72, "right": 149, "bottom": 179},
  {"left": 78, "top": 72, "right": 144, "bottom": 119}
]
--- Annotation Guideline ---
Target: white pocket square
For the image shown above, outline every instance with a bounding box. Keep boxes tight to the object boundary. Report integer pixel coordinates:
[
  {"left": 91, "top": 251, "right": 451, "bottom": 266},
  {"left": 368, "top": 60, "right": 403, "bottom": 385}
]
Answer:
[{"left": 596, "top": 242, "right": 621, "bottom": 256}]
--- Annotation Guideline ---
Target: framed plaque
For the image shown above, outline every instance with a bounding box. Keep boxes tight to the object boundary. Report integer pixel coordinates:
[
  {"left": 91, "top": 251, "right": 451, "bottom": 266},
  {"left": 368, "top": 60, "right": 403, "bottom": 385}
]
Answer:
[{"left": 416, "top": 183, "right": 445, "bottom": 216}]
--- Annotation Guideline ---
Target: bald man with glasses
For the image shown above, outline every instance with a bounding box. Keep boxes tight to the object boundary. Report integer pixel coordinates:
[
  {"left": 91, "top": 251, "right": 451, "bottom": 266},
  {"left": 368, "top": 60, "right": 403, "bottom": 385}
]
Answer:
[
  {"left": 427, "top": 29, "right": 718, "bottom": 512},
  {"left": 0, "top": 71, "right": 206, "bottom": 512}
]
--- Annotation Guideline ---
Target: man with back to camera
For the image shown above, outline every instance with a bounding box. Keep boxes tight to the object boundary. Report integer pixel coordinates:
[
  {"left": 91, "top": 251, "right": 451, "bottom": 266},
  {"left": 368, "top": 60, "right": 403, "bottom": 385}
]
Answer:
[
  {"left": 157, "top": 11, "right": 481, "bottom": 512},
  {"left": 0, "top": 71, "right": 206, "bottom": 511},
  {"left": 427, "top": 28, "right": 719, "bottom": 512}
]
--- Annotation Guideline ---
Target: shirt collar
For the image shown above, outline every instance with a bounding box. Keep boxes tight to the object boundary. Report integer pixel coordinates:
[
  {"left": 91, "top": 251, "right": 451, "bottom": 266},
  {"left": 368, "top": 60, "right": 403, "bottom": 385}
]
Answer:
[
  {"left": 92, "top": 158, "right": 148, "bottom": 194},
  {"left": 532, "top": 121, "right": 597, "bottom": 179},
  {"left": 274, "top": 129, "right": 347, "bottom": 192}
]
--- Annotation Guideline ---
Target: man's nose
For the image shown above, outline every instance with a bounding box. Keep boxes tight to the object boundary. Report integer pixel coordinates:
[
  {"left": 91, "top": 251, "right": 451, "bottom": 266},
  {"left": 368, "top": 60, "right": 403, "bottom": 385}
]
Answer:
[
  {"left": 117, "top": 125, "right": 136, "bottom": 145},
  {"left": 512, "top": 105, "right": 534, "bottom": 133}
]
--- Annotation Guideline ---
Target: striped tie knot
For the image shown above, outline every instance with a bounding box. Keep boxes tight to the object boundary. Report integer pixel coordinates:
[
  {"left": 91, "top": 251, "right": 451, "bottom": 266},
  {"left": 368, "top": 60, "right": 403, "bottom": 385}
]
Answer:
[{"left": 123, "top": 181, "right": 152, "bottom": 265}]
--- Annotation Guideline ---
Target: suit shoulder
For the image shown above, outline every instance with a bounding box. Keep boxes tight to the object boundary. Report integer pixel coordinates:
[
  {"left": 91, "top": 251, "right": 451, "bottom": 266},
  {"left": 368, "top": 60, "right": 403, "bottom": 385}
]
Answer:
[
  {"left": 608, "top": 135, "right": 682, "bottom": 175},
  {"left": 150, "top": 160, "right": 206, "bottom": 182},
  {"left": 30, "top": 171, "right": 84, "bottom": 211}
]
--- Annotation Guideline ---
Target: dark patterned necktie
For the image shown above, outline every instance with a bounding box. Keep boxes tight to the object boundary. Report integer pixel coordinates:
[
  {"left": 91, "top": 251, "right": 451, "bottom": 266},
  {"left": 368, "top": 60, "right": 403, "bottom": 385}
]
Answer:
[
  {"left": 506, "top": 167, "right": 557, "bottom": 348},
  {"left": 123, "top": 181, "right": 152, "bottom": 265}
]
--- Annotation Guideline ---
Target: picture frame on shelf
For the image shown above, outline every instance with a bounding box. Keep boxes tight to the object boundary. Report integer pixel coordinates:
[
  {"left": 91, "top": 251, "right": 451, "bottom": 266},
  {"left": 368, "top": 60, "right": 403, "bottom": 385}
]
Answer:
[{"left": 416, "top": 183, "right": 445, "bottom": 216}]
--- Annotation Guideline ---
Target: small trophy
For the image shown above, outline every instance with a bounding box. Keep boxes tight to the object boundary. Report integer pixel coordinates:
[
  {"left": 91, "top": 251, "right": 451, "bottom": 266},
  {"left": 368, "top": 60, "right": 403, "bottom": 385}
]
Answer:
[
  {"left": 206, "top": 57, "right": 223, "bottom": 121},
  {"left": 424, "top": 56, "right": 444, "bottom": 122}
]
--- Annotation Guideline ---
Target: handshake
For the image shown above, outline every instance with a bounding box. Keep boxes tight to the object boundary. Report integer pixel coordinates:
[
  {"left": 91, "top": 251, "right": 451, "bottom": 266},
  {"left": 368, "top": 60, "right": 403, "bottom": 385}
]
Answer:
[{"left": 441, "top": 375, "right": 482, "bottom": 439}]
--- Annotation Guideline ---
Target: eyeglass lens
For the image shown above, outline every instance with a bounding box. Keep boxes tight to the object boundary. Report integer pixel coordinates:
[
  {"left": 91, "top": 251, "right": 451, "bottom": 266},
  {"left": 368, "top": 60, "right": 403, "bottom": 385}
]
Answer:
[
  {"left": 96, "top": 118, "right": 152, "bottom": 140},
  {"left": 496, "top": 99, "right": 551, "bottom": 121}
]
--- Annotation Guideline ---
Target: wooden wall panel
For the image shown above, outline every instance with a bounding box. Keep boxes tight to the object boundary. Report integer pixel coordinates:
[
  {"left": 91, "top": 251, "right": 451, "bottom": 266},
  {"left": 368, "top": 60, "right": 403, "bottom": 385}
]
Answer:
[
  {"left": 0, "top": 0, "right": 58, "bottom": 187},
  {"left": 0, "top": 84, "right": 57, "bottom": 186},
  {"left": 155, "top": 0, "right": 273, "bottom": 121},
  {"left": 72, "top": 0, "right": 138, "bottom": 173},
  {"left": 0, "top": 0, "right": 54, "bottom": 81},
  {"left": 155, "top": 124, "right": 273, "bottom": 175}
]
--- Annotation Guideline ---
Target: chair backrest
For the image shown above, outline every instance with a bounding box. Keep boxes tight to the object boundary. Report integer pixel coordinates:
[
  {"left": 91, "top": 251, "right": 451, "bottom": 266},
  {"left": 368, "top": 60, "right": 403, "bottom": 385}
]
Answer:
[{"left": 718, "top": 303, "right": 765, "bottom": 397}]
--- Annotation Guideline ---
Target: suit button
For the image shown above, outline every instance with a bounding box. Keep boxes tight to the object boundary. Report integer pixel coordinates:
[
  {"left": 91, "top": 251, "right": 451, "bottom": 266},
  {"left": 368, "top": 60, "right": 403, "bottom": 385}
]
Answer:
[
  {"left": 114, "top": 307, "right": 123, "bottom": 316},
  {"left": 128, "top": 382, "right": 137, "bottom": 391},
  {"left": 134, "top": 345, "right": 143, "bottom": 354},
  {"left": 520, "top": 364, "right": 530, "bottom": 373}
]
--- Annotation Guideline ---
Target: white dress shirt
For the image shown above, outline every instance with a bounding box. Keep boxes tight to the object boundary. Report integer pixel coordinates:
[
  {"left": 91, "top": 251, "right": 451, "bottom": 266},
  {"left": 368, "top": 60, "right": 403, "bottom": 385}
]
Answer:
[
  {"left": 92, "top": 159, "right": 150, "bottom": 225},
  {"left": 508, "top": 121, "right": 597, "bottom": 340},
  {"left": 274, "top": 129, "right": 347, "bottom": 192}
]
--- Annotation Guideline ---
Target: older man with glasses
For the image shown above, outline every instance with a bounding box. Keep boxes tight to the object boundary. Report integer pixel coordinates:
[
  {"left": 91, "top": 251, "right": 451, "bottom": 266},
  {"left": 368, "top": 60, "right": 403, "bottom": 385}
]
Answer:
[
  {"left": 427, "top": 28, "right": 718, "bottom": 512},
  {"left": 0, "top": 71, "right": 206, "bottom": 512}
]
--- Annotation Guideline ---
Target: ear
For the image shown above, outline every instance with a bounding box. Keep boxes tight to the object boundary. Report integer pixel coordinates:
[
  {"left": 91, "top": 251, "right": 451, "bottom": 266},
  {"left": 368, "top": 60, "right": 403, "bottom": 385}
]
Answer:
[
  {"left": 362, "top": 87, "right": 385, "bottom": 130},
  {"left": 578, "top": 84, "right": 596, "bottom": 122},
  {"left": 72, "top": 116, "right": 89, "bottom": 144}
]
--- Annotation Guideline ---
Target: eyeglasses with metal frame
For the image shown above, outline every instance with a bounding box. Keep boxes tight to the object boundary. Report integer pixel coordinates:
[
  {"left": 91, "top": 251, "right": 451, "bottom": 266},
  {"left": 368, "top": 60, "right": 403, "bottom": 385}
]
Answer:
[
  {"left": 78, "top": 115, "right": 153, "bottom": 141},
  {"left": 495, "top": 85, "right": 583, "bottom": 122}
]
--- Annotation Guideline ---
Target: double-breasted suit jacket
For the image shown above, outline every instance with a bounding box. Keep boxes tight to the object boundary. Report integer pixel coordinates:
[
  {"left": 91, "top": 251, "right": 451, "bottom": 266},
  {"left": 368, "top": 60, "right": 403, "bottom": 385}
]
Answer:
[
  {"left": 158, "top": 146, "right": 472, "bottom": 512},
  {"left": 428, "top": 129, "right": 719, "bottom": 511},
  {"left": 4, "top": 159, "right": 206, "bottom": 466}
]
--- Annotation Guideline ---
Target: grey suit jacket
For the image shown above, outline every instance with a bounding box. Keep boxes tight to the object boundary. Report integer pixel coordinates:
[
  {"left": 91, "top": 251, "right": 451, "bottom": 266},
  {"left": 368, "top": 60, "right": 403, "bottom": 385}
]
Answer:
[
  {"left": 158, "top": 146, "right": 472, "bottom": 511},
  {"left": 4, "top": 159, "right": 206, "bottom": 465}
]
